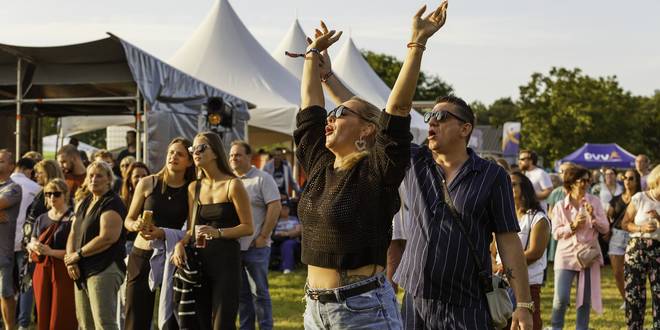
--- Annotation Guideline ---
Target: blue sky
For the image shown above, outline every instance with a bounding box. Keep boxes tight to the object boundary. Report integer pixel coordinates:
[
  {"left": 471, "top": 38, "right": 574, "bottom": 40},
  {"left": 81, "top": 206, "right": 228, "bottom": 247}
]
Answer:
[{"left": 2, "top": 0, "right": 658, "bottom": 104}]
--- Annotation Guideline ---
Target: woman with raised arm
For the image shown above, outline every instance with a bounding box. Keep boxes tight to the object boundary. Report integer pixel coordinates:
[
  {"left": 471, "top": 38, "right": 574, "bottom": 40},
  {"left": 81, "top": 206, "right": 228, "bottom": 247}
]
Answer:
[
  {"left": 171, "top": 132, "right": 253, "bottom": 330},
  {"left": 295, "top": 2, "right": 447, "bottom": 328},
  {"left": 123, "top": 138, "right": 194, "bottom": 330}
]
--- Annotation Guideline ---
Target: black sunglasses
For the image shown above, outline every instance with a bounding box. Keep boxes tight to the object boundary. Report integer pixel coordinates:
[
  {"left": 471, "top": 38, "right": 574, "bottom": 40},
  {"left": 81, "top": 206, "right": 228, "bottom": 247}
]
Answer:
[
  {"left": 423, "top": 110, "right": 467, "bottom": 124},
  {"left": 188, "top": 144, "right": 209, "bottom": 154},
  {"left": 623, "top": 176, "right": 636, "bottom": 181},
  {"left": 44, "top": 191, "right": 63, "bottom": 198},
  {"left": 327, "top": 105, "right": 370, "bottom": 122}
]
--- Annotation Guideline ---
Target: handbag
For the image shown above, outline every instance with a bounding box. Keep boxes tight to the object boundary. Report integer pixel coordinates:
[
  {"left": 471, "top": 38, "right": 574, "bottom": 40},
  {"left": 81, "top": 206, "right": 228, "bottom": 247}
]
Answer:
[
  {"left": 435, "top": 169, "right": 513, "bottom": 329},
  {"left": 29, "top": 209, "right": 71, "bottom": 263},
  {"left": 576, "top": 239, "right": 600, "bottom": 269},
  {"left": 173, "top": 180, "right": 202, "bottom": 329}
]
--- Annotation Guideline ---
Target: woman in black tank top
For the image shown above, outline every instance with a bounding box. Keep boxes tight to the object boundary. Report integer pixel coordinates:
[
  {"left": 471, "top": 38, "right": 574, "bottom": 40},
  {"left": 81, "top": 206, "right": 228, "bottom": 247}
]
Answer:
[
  {"left": 123, "top": 137, "right": 195, "bottom": 330},
  {"left": 171, "top": 131, "right": 253, "bottom": 330}
]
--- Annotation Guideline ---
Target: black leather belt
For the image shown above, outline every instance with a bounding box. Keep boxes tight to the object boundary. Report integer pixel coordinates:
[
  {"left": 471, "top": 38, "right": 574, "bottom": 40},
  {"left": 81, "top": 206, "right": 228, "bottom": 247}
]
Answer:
[{"left": 306, "top": 276, "right": 384, "bottom": 304}]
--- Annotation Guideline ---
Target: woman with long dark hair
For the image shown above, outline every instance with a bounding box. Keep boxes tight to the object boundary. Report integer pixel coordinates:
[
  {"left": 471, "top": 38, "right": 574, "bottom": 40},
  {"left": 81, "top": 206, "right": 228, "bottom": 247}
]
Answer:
[
  {"left": 123, "top": 138, "right": 194, "bottom": 329},
  {"left": 171, "top": 131, "right": 253, "bottom": 329},
  {"left": 496, "top": 171, "right": 549, "bottom": 330},
  {"left": 606, "top": 169, "right": 641, "bottom": 310},
  {"left": 295, "top": 3, "right": 447, "bottom": 328},
  {"left": 120, "top": 161, "right": 150, "bottom": 207}
]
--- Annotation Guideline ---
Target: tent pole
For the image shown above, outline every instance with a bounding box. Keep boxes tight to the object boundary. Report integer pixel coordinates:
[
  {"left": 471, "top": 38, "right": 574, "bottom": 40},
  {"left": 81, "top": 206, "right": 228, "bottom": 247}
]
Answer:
[
  {"left": 15, "top": 58, "right": 22, "bottom": 161},
  {"left": 135, "top": 89, "right": 142, "bottom": 162},
  {"left": 142, "top": 100, "right": 149, "bottom": 168}
]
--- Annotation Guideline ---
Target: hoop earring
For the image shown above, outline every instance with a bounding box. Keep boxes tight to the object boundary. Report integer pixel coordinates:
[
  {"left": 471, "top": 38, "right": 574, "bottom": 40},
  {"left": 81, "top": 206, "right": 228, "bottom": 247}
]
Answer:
[{"left": 354, "top": 136, "right": 367, "bottom": 152}]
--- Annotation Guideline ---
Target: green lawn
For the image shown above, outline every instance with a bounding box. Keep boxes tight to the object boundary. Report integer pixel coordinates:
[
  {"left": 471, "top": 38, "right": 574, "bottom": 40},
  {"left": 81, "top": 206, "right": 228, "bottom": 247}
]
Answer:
[{"left": 269, "top": 266, "right": 653, "bottom": 329}]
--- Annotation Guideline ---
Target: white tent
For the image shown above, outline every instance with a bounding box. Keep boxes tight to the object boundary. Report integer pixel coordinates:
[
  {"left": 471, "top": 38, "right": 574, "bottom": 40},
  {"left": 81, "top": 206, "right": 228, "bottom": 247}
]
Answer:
[
  {"left": 272, "top": 22, "right": 428, "bottom": 143},
  {"left": 42, "top": 135, "right": 98, "bottom": 158},
  {"left": 170, "top": 0, "right": 302, "bottom": 144},
  {"left": 333, "top": 37, "right": 428, "bottom": 143},
  {"left": 60, "top": 115, "right": 134, "bottom": 137}
]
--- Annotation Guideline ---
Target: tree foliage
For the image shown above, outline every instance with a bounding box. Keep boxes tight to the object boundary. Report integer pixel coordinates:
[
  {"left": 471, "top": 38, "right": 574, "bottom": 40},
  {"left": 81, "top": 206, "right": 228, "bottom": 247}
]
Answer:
[
  {"left": 362, "top": 50, "right": 453, "bottom": 100},
  {"left": 517, "top": 67, "right": 657, "bottom": 163}
]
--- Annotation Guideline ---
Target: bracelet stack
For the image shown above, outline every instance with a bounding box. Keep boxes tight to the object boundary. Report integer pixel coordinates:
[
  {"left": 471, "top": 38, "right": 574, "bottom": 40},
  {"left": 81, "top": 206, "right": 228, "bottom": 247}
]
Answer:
[{"left": 407, "top": 42, "right": 426, "bottom": 50}]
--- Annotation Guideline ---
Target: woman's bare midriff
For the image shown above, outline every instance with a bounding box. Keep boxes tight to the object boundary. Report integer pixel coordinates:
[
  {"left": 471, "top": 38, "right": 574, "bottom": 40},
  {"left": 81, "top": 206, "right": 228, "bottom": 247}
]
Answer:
[
  {"left": 307, "top": 264, "right": 384, "bottom": 289},
  {"left": 132, "top": 234, "right": 152, "bottom": 250}
]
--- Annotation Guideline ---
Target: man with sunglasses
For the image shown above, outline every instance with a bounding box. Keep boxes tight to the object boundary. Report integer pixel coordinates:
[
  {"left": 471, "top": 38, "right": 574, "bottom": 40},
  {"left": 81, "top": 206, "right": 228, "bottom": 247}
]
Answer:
[
  {"left": 0, "top": 150, "right": 22, "bottom": 330},
  {"left": 393, "top": 96, "right": 534, "bottom": 329}
]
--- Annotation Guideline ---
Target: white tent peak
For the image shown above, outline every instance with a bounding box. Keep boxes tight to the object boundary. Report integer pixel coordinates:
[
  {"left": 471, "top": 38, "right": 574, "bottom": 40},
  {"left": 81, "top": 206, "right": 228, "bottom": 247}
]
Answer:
[
  {"left": 170, "top": 0, "right": 300, "bottom": 110},
  {"left": 272, "top": 19, "right": 309, "bottom": 79}
]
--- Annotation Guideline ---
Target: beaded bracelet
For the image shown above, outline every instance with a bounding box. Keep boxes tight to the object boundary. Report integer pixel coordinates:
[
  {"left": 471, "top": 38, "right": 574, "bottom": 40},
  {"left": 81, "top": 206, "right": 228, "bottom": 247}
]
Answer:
[{"left": 321, "top": 71, "right": 334, "bottom": 82}]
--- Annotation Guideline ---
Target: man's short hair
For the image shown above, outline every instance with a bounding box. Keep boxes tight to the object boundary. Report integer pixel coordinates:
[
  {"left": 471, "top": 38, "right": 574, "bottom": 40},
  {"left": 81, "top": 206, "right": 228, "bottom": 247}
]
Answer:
[
  {"left": 231, "top": 140, "right": 252, "bottom": 155},
  {"left": 0, "top": 149, "right": 13, "bottom": 163},
  {"left": 57, "top": 144, "right": 81, "bottom": 159},
  {"left": 434, "top": 95, "right": 475, "bottom": 127},
  {"left": 520, "top": 149, "right": 538, "bottom": 166},
  {"left": 93, "top": 149, "right": 113, "bottom": 161},
  {"left": 16, "top": 157, "right": 35, "bottom": 170}
]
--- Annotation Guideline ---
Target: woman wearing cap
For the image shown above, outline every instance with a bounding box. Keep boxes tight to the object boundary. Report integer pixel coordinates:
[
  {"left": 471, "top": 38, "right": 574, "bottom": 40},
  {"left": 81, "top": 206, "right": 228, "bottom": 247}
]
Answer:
[{"left": 295, "top": 2, "right": 447, "bottom": 328}]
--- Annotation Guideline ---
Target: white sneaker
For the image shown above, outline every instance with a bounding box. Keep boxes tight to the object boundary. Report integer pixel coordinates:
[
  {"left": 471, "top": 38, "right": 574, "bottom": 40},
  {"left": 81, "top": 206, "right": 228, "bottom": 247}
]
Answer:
[{"left": 283, "top": 269, "right": 292, "bottom": 274}]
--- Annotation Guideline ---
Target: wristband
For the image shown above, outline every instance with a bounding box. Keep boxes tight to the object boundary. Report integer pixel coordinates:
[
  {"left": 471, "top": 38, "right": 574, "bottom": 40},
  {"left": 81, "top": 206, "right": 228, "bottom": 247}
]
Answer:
[
  {"left": 406, "top": 42, "right": 426, "bottom": 50},
  {"left": 77, "top": 249, "right": 84, "bottom": 259},
  {"left": 217, "top": 228, "right": 224, "bottom": 238},
  {"left": 321, "top": 71, "right": 334, "bottom": 82},
  {"left": 306, "top": 48, "right": 321, "bottom": 56},
  {"left": 516, "top": 301, "right": 535, "bottom": 312}
]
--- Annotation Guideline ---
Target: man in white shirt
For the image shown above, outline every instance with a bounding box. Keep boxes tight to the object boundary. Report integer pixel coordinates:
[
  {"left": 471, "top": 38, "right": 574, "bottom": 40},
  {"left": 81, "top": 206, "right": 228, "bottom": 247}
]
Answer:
[
  {"left": 519, "top": 149, "right": 553, "bottom": 211},
  {"left": 636, "top": 154, "right": 651, "bottom": 190},
  {"left": 9, "top": 158, "right": 41, "bottom": 330}
]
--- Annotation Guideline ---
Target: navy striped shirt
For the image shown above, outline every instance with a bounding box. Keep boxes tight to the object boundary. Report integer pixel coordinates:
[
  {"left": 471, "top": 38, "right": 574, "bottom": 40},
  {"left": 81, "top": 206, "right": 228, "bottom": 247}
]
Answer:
[{"left": 393, "top": 145, "right": 519, "bottom": 309}]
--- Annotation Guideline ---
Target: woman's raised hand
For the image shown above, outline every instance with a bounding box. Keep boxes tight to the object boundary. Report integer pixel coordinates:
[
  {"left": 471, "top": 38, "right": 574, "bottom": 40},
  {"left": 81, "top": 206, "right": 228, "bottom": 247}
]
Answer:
[
  {"left": 411, "top": 1, "right": 448, "bottom": 45},
  {"left": 308, "top": 21, "right": 342, "bottom": 53}
]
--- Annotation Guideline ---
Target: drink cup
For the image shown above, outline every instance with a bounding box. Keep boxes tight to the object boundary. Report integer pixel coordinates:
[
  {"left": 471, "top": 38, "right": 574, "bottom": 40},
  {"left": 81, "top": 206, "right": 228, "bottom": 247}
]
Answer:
[
  {"left": 142, "top": 210, "right": 154, "bottom": 228},
  {"left": 195, "top": 225, "right": 207, "bottom": 248}
]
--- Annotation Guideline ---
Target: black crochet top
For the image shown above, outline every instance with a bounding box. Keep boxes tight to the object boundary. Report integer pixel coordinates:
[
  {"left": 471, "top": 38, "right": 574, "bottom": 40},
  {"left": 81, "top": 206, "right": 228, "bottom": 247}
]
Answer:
[{"left": 294, "top": 105, "right": 412, "bottom": 269}]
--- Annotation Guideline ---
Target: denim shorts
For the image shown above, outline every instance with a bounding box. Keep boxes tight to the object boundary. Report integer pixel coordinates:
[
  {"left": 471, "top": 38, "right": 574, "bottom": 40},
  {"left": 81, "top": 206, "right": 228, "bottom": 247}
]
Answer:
[
  {"left": 608, "top": 228, "right": 631, "bottom": 256},
  {"left": 304, "top": 273, "right": 402, "bottom": 329},
  {"left": 0, "top": 254, "right": 15, "bottom": 298}
]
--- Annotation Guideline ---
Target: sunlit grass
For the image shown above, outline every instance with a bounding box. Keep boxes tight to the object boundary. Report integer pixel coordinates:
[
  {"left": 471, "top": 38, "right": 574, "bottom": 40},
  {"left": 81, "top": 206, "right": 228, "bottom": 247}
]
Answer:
[{"left": 270, "top": 266, "right": 653, "bottom": 329}]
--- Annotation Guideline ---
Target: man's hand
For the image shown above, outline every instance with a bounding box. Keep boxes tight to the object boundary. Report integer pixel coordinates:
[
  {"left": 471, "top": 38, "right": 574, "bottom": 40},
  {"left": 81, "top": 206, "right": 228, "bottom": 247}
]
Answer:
[
  {"left": 510, "top": 307, "right": 533, "bottom": 330},
  {"left": 253, "top": 235, "right": 269, "bottom": 248},
  {"left": 411, "top": 1, "right": 448, "bottom": 45}
]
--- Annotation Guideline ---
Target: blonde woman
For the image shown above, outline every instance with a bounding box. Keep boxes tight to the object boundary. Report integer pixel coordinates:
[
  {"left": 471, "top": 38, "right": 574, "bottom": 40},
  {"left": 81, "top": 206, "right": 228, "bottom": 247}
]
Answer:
[
  {"left": 28, "top": 178, "right": 77, "bottom": 330},
  {"left": 295, "top": 3, "right": 447, "bottom": 328},
  {"left": 64, "top": 161, "right": 127, "bottom": 330}
]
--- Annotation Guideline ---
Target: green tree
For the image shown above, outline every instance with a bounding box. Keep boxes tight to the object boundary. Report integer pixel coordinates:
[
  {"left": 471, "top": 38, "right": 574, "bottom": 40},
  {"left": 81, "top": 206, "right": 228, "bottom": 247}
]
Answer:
[
  {"left": 362, "top": 50, "right": 453, "bottom": 100},
  {"left": 469, "top": 100, "right": 489, "bottom": 125},
  {"left": 487, "top": 97, "right": 520, "bottom": 128},
  {"left": 517, "top": 67, "right": 645, "bottom": 163}
]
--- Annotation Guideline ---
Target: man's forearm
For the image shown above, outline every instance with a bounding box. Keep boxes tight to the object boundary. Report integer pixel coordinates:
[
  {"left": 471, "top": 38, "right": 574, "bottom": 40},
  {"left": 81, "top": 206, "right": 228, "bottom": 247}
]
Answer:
[
  {"left": 496, "top": 233, "right": 532, "bottom": 303},
  {"left": 260, "top": 203, "right": 282, "bottom": 237}
]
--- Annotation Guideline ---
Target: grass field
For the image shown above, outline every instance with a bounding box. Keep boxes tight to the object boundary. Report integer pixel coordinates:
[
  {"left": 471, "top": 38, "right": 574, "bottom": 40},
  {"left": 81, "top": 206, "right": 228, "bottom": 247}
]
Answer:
[{"left": 269, "top": 265, "right": 654, "bottom": 329}]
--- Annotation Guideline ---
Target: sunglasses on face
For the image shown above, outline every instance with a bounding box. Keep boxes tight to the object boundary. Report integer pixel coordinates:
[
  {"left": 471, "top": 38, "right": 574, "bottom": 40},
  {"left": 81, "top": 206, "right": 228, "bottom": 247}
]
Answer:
[
  {"left": 519, "top": 157, "right": 532, "bottom": 161},
  {"left": 44, "top": 191, "right": 63, "bottom": 198},
  {"left": 188, "top": 144, "right": 209, "bottom": 154},
  {"left": 576, "top": 177, "right": 590, "bottom": 184},
  {"left": 623, "top": 176, "right": 636, "bottom": 181},
  {"left": 423, "top": 110, "right": 467, "bottom": 124},
  {"left": 327, "top": 105, "right": 369, "bottom": 122}
]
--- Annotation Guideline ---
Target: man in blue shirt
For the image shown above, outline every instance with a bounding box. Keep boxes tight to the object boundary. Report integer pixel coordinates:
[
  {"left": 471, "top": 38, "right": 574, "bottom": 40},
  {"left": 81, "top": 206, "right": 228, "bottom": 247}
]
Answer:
[{"left": 393, "top": 96, "right": 533, "bottom": 329}]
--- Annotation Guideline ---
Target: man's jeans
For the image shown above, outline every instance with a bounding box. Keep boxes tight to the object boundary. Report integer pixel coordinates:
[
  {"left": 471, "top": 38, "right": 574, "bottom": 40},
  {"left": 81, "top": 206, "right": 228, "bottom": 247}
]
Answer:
[
  {"left": 14, "top": 252, "right": 34, "bottom": 328},
  {"left": 550, "top": 268, "right": 592, "bottom": 330},
  {"left": 304, "top": 273, "right": 402, "bottom": 329},
  {"left": 239, "top": 247, "right": 273, "bottom": 330}
]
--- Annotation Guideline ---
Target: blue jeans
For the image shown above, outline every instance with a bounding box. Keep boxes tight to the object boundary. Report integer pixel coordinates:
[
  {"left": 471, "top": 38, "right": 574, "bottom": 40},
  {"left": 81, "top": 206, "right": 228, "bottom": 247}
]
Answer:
[
  {"left": 304, "top": 273, "right": 402, "bottom": 329},
  {"left": 14, "top": 252, "right": 34, "bottom": 328},
  {"left": 239, "top": 247, "right": 273, "bottom": 330},
  {"left": 550, "top": 268, "right": 591, "bottom": 330}
]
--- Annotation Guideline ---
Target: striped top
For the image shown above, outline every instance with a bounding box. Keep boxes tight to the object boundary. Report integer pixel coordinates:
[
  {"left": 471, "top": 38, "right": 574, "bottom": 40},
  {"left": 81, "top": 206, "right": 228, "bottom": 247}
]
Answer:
[{"left": 393, "top": 146, "right": 519, "bottom": 308}]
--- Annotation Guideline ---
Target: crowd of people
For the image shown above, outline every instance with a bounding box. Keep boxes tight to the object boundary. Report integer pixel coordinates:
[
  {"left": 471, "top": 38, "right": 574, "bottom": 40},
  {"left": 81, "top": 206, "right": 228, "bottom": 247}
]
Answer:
[{"left": 0, "top": 2, "right": 658, "bottom": 330}]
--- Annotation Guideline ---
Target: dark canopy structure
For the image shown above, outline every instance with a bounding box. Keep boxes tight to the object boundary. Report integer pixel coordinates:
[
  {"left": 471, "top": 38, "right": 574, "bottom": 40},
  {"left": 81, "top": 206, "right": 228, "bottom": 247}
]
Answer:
[{"left": 0, "top": 34, "right": 250, "bottom": 170}]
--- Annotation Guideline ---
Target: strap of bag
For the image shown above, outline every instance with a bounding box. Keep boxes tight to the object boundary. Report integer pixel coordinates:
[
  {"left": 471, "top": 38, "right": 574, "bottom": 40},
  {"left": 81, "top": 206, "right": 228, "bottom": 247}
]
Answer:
[
  {"left": 434, "top": 167, "right": 494, "bottom": 293},
  {"left": 40, "top": 208, "right": 72, "bottom": 246},
  {"left": 189, "top": 179, "right": 202, "bottom": 244}
]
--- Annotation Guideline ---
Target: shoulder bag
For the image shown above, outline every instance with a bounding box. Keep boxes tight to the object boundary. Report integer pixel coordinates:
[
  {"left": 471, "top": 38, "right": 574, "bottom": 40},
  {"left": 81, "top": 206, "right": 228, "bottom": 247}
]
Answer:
[{"left": 29, "top": 209, "right": 72, "bottom": 263}]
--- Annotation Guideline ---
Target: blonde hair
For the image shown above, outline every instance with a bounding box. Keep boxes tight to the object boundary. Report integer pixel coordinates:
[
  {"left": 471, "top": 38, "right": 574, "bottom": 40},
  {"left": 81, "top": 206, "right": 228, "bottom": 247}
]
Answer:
[
  {"left": 647, "top": 164, "right": 660, "bottom": 190},
  {"left": 335, "top": 97, "right": 383, "bottom": 171},
  {"left": 34, "top": 160, "right": 64, "bottom": 183},
  {"left": 44, "top": 178, "right": 70, "bottom": 208}
]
